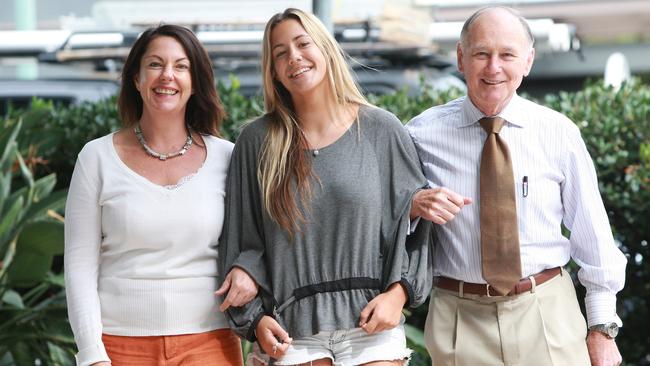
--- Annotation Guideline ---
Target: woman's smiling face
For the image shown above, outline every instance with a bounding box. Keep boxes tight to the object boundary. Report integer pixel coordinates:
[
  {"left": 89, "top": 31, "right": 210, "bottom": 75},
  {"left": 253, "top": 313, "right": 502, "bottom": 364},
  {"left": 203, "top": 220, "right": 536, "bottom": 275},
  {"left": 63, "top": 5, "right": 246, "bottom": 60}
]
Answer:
[
  {"left": 270, "top": 18, "right": 328, "bottom": 98},
  {"left": 135, "top": 35, "right": 193, "bottom": 116}
]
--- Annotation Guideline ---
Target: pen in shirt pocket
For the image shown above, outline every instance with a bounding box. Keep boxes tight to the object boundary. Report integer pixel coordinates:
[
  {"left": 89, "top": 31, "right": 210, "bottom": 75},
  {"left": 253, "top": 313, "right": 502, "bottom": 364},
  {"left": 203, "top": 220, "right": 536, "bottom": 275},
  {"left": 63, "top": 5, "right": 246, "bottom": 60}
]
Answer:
[{"left": 522, "top": 176, "right": 528, "bottom": 197}]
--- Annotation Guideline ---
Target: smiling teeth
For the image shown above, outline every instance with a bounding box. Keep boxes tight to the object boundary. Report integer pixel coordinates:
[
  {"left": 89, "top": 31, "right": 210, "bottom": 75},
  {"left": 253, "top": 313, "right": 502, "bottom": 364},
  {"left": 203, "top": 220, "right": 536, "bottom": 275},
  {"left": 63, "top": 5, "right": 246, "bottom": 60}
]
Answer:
[
  {"left": 154, "top": 88, "right": 177, "bottom": 95},
  {"left": 484, "top": 80, "right": 501, "bottom": 85},
  {"left": 291, "top": 67, "right": 311, "bottom": 78}
]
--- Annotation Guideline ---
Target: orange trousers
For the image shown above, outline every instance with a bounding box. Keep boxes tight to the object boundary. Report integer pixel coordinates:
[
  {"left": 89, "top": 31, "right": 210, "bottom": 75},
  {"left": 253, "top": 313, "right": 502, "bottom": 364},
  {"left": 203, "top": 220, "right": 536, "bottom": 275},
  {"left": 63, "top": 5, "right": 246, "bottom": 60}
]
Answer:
[{"left": 102, "top": 329, "right": 243, "bottom": 366}]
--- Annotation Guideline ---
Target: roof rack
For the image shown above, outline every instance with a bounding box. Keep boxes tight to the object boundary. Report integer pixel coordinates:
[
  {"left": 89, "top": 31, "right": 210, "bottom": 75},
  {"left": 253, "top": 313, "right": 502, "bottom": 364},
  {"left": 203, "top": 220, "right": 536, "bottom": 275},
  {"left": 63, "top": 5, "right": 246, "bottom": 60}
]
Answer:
[{"left": 0, "top": 22, "right": 443, "bottom": 69}]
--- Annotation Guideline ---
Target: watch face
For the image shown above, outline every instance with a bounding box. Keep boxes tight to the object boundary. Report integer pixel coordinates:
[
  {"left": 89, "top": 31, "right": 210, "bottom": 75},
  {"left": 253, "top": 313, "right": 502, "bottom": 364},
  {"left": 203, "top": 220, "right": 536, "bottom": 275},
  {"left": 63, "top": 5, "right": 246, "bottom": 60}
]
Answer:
[{"left": 607, "top": 323, "right": 619, "bottom": 338}]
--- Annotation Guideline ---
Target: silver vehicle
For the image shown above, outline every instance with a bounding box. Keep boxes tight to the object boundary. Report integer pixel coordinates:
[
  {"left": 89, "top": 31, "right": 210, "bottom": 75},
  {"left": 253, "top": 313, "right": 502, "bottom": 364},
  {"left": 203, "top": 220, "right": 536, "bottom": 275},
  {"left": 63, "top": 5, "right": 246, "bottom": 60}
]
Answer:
[{"left": 0, "top": 24, "right": 465, "bottom": 114}]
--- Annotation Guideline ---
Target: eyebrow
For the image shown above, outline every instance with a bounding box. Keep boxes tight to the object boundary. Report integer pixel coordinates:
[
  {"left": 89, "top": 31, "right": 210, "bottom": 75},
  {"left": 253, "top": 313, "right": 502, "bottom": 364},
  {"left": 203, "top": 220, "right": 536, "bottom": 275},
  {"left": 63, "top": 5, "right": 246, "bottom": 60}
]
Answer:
[
  {"left": 272, "top": 34, "right": 309, "bottom": 51},
  {"left": 145, "top": 55, "right": 189, "bottom": 62},
  {"left": 470, "top": 45, "right": 519, "bottom": 53}
]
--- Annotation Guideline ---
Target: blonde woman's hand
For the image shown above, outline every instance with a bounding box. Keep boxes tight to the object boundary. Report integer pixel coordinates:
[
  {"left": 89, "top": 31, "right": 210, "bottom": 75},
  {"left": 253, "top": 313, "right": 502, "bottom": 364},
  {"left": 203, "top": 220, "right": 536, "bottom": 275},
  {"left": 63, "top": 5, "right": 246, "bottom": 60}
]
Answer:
[
  {"left": 215, "top": 267, "right": 259, "bottom": 311},
  {"left": 359, "top": 282, "right": 408, "bottom": 334},
  {"left": 256, "top": 316, "right": 293, "bottom": 359}
]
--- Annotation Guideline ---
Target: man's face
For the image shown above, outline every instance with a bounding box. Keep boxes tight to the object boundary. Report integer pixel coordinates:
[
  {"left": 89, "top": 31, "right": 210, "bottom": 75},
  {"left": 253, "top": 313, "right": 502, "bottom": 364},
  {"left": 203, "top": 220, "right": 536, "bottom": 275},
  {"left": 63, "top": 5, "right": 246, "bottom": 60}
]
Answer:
[{"left": 457, "top": 9, "right": 535, "bottom": 116}]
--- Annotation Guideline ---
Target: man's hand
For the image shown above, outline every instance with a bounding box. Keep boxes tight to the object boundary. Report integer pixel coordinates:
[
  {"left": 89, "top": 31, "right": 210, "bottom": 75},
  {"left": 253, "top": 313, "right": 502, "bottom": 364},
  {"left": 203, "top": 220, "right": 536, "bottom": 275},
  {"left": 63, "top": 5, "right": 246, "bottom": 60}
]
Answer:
[
  {"left": 587, "top": 331, "right": 622, "bottom": 366},
  {"left": 215, "top": 267, "right": 259, "bottom": 312},
  {"left": 410, "top": 187, "right": 472, "bottom": 224},
  {"left": 359, "top": 282, "right": 408, "bottom": 334},
  {"left": 256, "top": 316, "right": 293, "bottom": 359}
]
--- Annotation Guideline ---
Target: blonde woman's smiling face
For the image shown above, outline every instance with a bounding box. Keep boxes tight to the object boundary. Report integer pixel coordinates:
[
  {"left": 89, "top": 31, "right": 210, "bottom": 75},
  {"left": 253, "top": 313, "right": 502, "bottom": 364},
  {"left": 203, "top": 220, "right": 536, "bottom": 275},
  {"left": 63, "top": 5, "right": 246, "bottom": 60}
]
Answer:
[{"left": 271, "top": 18, "right": 328, "bottom": 97}]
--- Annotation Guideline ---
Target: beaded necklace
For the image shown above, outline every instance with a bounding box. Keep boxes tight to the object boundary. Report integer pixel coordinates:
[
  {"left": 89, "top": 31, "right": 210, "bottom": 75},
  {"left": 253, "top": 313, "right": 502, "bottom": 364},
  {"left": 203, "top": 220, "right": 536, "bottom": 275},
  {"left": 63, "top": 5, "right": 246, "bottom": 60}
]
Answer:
[{"left": 134, "top": 123, "right": 193, "bottom": 161}]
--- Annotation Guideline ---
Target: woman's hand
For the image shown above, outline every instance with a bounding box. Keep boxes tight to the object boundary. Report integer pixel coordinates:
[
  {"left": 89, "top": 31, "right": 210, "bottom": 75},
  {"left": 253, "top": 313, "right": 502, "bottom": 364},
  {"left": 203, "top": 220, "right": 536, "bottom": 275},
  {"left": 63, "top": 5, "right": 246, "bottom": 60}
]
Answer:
[
  {"left": 215, "top": 267, "right": 259, "bottom": 312},
  {"left": 359, "top": 282, "right": 408, "bottom": 334},
  {"left": 90, "top": 362, "right": 111, "bottom": 366},
  {"left": 256, "top": 316, "right": 293, "bottom": 359}
]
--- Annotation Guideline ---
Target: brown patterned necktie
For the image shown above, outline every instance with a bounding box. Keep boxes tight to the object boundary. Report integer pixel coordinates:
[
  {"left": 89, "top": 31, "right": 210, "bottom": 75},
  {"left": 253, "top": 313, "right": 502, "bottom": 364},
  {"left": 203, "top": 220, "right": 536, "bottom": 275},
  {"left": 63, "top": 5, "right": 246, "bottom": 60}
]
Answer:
[{"left": 479, "top": 117, "right": 521, "bottom": 295}]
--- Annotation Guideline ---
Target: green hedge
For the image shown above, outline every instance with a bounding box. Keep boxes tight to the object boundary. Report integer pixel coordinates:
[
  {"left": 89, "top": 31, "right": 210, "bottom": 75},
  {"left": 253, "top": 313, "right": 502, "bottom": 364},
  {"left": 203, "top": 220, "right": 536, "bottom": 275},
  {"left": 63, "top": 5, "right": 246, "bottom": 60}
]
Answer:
[
  {"left": 2, "top": 77, "right": 648, "bottom": 365},
  {"left": 543, "top": 80, "right": 649, "bottom": 365}
]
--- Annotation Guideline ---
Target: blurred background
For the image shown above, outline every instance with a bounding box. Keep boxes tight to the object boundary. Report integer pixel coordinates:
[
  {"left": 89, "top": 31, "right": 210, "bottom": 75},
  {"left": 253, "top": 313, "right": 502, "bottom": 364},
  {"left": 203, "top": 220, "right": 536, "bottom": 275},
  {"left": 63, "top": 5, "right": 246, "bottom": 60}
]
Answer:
[
  {"left": 2, "top": 0, "right": 650, "bottom": 110},
  {"left": 0, "top": 1, "right": 648, "bottom": 365}
]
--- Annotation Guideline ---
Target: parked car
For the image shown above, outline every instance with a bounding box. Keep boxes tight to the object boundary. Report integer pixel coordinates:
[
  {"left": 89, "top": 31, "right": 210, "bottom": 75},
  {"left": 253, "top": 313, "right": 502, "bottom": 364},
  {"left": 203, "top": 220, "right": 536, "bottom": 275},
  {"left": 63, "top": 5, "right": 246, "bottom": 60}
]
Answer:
[{"left": 0, "top": 28, "right": 465, "bottom": 114}]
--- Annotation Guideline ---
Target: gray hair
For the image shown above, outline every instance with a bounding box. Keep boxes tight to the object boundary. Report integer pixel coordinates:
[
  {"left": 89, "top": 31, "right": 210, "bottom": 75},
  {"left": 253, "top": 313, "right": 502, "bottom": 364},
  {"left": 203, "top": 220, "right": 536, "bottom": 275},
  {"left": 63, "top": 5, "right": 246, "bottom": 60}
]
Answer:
[{"left": 459, "top": 6, "right": 535, "bottom": 49}]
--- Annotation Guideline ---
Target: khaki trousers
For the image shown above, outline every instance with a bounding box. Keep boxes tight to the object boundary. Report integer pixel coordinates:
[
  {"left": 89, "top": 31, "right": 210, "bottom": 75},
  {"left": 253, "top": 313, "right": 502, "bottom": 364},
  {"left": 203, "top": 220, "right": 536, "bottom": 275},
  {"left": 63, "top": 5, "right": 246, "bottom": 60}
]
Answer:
[{"left": 424, "top": 269, "right": 590, "bottom": 366}]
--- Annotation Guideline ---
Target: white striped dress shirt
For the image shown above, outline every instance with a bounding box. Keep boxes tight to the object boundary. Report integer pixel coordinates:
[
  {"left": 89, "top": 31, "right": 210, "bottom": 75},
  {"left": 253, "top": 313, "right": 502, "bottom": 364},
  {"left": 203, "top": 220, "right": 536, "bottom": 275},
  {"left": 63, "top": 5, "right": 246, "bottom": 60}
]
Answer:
[{"left": 405, "top": 94, "right": 627, "bottom": 326}]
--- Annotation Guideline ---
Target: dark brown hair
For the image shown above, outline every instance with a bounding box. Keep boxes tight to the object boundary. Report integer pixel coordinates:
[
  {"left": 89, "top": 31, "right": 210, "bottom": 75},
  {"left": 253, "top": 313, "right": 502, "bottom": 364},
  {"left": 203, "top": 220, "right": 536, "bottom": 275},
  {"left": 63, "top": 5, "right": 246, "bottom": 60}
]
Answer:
[{"left": 117, "top": 24, "right": 225, "bottom": 136}]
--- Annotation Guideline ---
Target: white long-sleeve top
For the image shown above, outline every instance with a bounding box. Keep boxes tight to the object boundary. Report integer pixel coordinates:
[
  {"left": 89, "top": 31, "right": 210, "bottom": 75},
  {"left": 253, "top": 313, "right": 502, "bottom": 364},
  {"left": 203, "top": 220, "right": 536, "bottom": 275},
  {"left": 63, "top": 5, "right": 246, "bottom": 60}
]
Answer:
[
  {"left": 64, "top": 133, "right": 233, "bottom": 366},
  {"left": 405, "top": 94, "right": 627, "bottom": 327}
]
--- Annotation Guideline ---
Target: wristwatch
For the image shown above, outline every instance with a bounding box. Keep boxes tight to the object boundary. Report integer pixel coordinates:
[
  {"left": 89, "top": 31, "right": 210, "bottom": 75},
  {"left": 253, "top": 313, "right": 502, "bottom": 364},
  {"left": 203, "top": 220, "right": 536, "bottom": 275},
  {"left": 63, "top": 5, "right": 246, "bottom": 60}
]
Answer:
[{"left": 589, "top": 322, "right": 619, "bottom": 339}]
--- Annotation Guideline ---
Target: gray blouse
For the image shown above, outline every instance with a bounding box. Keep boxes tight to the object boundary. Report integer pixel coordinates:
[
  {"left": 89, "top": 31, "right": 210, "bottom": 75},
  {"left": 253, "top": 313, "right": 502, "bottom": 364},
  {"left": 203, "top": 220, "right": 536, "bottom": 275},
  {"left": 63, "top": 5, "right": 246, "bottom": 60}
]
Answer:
[{"left": 218, "top": 105, "right": 434, "bottom": 341}]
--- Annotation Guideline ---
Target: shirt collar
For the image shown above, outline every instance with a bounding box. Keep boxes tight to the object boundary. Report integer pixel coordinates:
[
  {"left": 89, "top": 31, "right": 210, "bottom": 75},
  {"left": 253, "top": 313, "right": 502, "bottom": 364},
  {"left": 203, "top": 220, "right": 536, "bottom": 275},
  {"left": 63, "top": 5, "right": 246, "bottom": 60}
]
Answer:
[{"left": 458, "top": 94, "right": 528, "bottom": 128}]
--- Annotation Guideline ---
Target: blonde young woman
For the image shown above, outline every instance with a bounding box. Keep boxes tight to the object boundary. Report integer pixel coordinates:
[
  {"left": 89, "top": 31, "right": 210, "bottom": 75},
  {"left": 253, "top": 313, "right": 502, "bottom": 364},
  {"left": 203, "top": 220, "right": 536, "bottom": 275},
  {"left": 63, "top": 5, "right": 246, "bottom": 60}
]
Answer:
[
  {"left": 64, "top": 25, "right": 256, "bottom": 366},
  {"left": 218, "top": 8, "right": 433, "bottom": 366}
]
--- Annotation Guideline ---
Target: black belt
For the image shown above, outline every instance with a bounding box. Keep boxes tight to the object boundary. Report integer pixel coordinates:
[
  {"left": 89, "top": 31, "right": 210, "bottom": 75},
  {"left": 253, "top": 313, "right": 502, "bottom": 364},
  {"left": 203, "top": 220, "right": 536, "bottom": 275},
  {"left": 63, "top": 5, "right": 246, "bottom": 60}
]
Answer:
[{"left": 274, "top": 277, "right": 381, "bottom": 316}]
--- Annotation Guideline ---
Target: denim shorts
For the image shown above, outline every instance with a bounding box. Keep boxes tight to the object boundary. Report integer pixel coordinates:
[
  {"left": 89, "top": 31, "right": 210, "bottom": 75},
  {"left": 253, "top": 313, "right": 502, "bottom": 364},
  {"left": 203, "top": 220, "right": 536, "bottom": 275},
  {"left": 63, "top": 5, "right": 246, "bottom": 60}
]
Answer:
[{"left": 247, "top": 325, "right": 411, "bottom": 366}]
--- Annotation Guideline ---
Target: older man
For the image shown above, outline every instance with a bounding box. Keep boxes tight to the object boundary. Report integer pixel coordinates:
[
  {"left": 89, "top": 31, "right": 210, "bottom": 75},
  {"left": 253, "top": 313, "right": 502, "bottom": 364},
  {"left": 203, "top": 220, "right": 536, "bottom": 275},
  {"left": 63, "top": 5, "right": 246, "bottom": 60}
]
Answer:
[{"left": 407, "top": 6, "right": 626, "bottom": 366}]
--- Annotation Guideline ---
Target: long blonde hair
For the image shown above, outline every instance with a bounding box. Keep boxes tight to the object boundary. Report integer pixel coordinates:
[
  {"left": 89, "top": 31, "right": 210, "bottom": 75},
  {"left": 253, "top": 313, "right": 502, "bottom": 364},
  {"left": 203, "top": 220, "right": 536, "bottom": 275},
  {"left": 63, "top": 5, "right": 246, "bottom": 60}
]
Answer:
[{"left": 259, "top": 8, "right": 368, "bottom": 236}]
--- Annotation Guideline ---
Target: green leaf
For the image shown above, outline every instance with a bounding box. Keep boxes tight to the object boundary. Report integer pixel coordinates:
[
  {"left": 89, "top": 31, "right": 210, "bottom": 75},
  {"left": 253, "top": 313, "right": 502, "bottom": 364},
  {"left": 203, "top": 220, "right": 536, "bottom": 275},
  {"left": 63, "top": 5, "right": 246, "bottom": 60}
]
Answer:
[
  {"left": 45, "top": 272, "right": 65, "bottom": 288},
  {"left": 1, "top": 290, "right": 24, "bottom": 309},
  {"left": 0, "top": 351, "right": 15, "bottom": 366},
  {"left": 15, "top": 154, "right": 34, "bottom": 193},
  {"left": 404, "top": 323, "right": 428, "bottom": 354},
  {"left": 6, "top": 185, "right": 28, "bottom": 207},
  {"left": 43, "top": 318, "right": 74, "bottom": 340},
  {"left": 227, "top": 74, "right": 241, "bottom": 91},
  {"left": 0, "top": 187, "right": 28, "bottom": 255},
  {"left": 0, "top": 133, "right": 18, "bottom": 217},
  {"left": 31, "top": 174, "right": 56, "bottom": 204},
  {"left": 640, "top": 143, "right": 650, "bottom": 165},
  {"left": 6, "top": 221, "right": 63, "bottom": 286},
  {"left": 22, "top": 189, "right": 67, "bottom": 225},
  {"left": 17, "top": 221, "right": 65, "bottom": 255},
  {"left": 0, "top": 120, "right": 21, "bottom": 167},
  {"left": 47, "top": 341, "right": 74, "bottom": 365},
  {"left": 0, "top": 154, "right": 15, "bottom": 214},
  {"left": 0, "top": 236, "right": 17, "bottom": 278},
  {"left": 241, "top": 340, "right": 253, "bottom": 357},
  {"left": 8, "top": 342, "right": 32, "bottom": 366},
  {"left": 0, "top": 197, "right": 23, "bottom": 242},
  {"left": 6, "top": 251, "right": 52, "bottom": 287}
]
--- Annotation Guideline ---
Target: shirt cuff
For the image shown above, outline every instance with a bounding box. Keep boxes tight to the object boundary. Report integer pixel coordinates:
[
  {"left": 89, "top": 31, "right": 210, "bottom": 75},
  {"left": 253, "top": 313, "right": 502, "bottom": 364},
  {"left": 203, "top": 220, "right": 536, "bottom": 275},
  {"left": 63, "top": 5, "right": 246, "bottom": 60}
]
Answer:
[
  {"left": 408, "top": 217, "right": 421, "bottom": 234},
  {"left": 585, "top": 291, "right": 622, "bottom": 327},
  {"left": 248, "top": 310, "right": 267, "bottom": 342},
  {"left": 75, "top": 343, "right": 110, "bottom": 366}
]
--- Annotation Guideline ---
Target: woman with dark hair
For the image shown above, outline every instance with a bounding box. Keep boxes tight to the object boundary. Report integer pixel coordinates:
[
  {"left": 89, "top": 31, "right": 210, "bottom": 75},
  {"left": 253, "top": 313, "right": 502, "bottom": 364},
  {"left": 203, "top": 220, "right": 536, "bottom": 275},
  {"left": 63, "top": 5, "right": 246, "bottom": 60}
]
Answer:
[
  {"left": 64, "top": 24, "right": 254, "bottom": 366},
  {"left": 219, "top": 8, "right": 433, "bottom": 366}
]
